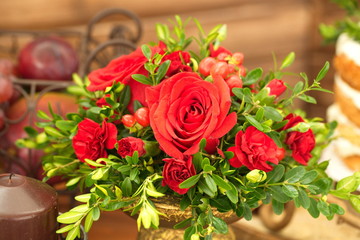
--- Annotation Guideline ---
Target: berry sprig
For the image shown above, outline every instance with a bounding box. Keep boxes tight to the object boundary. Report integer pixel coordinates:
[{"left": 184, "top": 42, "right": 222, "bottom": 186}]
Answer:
[{"left": 199, "top": 51, "right": 246, "bottom": 95}]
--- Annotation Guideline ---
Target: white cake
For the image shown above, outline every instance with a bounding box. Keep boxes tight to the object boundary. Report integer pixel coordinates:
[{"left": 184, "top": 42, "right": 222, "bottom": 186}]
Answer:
[{"left": 327, "top": 33, "right": 360, "bottom": 171}]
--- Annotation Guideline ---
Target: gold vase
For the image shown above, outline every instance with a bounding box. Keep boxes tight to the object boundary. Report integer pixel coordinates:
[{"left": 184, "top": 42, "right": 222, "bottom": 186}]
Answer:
[{"left": 134, "top": 195, "right": 239, "bottom": 240}]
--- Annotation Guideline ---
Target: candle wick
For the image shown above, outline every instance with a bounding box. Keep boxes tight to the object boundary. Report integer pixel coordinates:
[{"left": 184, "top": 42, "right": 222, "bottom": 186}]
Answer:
[{"left": 8, "top": 173, "right": 15, "bottom": 183}]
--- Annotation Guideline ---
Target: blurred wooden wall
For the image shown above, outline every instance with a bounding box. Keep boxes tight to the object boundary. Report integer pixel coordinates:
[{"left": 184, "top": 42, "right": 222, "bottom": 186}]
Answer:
[{"left": 0, "top": 0, "right": 345, "bottom": 118}]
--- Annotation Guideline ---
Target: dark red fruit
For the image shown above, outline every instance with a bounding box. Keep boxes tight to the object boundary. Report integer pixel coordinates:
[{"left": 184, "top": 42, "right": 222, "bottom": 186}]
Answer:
[
  {"left": 0, "top": 75, "right": 14, "bottom": 103},
  {"left": 18, "top": 36, "right": 79, "bottom": 80}
]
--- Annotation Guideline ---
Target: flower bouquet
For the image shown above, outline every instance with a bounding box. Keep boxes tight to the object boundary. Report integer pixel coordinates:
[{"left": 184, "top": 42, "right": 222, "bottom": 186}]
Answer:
[{"left": 20, "top": 16, "right": 360, "bottom": 240}]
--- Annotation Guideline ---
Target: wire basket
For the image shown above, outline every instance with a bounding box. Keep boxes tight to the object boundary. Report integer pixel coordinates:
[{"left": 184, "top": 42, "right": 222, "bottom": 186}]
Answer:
[{"left": 0, "top": 8, "right": 141, "bottom": 180}]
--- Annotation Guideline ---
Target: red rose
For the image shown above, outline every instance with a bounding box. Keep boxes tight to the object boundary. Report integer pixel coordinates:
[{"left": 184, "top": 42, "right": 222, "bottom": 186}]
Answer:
[
  {"left": 146, "top": 72, "right": 237, "bottom": 159},
  {"left": 162, "top": 157, "right": 196, "bottom": 195},
  {"left": 266, "top": 79, "right": 286, "bottom": 97},
  {"left": 87, "top": 46, "right": 162, "bottom": 112},
  {"left": 228, "top": 126, "right": 284, "bottom": 172},
  {"left": 282, "top": 114, "right": 315, "bottom": 165},
  {"left": 117, "top": 137, "right": 145, "bottom": 158},
  {"left": 72, "top": 118, "right": 118, "bottom": 162},
  {"left": 162, "top": 51, "right": 192, "bottom": 76}
]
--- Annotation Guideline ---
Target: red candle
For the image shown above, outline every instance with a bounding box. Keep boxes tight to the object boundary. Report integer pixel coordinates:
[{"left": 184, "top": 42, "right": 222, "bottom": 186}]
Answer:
[{"left": 0, "top": 173, "right": 58, "bottom": 240}]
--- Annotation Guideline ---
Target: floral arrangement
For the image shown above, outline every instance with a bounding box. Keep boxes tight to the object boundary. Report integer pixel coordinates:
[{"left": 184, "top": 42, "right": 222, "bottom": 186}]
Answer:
[{"left": 20, "top": 16, "right": 360, "bottom": 240}]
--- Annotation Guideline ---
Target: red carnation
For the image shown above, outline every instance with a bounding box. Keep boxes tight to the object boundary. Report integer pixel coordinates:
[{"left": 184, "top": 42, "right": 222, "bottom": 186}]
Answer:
[
  {"left": 117, "top": 137, "right": 145, "bottom": 158},
  {"left": 228, "top": 126, "right": 284, "bottom": 172},
  {"left": 282, "top": 114, "right": 315, "bottom": 165},
  {"left": 72, "top": 118, "right": 118, "bottom": 162}
]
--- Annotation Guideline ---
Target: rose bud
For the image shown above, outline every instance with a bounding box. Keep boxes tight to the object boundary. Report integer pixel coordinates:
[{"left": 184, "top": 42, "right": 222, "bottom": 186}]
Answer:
[
  {"left": 246, "top": 169, "right": 267, "bottom": 183},
  {"left": 162, "top": 156, "right": 196, "bottom": 195},
  {"left": 117, "top": 137, "right": 146, "bottom": 158},
  {"left": 266, "top": 79, "right": 286, "bottom": 97}
]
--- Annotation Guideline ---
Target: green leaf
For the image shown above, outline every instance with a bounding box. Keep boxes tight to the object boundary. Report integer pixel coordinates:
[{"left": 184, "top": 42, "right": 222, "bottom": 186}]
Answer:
[
  {"left": 255, "top": 107, "right": 264, "bottom": 121},
  {"left": 198, "top": 177, "right": 216, "bottom": 198},
  {"left": 75, "top": 194, "right": 91, "bottom": 203},
  {"left": 293, "top": 81, "right": 304, "bottom": 95},
  {"left": 71, "top": 204, "right": 89, "bottom": 213},
  {"left": 155, "top": 60, "right": 171, "bottom": 82},
  {"left": 297, "top": 188, "right": 310, "bottom": 209},
  {"left": 272, "top": 199, "right": 284, "bottom": 215},
  {"left": 232, "top": 87, "right": 252, "bottom": 103},
  {"left": 121, "top": 177, "right": 133, "bottom": 196},
  {"left": 184, "top": 226, "right": 196, "bottom": 240},
  {"left": 245, "top": 115, "right": 263, "bottom": 131},
  {"left": 203, "top": 164, "right": 216, "bottom": 172},
  {"left": 270, "top": 186, "right": 290, "bottom": 203},
  {"left": 174, "top": 218, "right": 192, "bottom": 229},
  {"left": 298, "top": 94, "right": 317, "bottom": 104},
  {"left": 132, "top": 74, "right": 152, "bottom": 85},
  {"left": 226, "top": 181, "right": 239, "bottom": 204},
  {"left": 57, "top": 211, "right": 84, "bottom": 224},
  {"left": 180, "top": 196, "right": 191, "bottom": 211},
  {"left": 284, "top": 166, "right": 306, "bottom": 183},
  {"left": 300, "top": 170, "right": 318, "bottom": 184},
  {"left": 280, "top": 52, "right": 295, "bottom": 70},
  {"left": 212, "top": 174, "right": 231, "bottom": 190},
  {"left": 204, "top": 174, "right": 217, "bottom": 193},
  {"left": 329, "top": 203, "right": 345, "bottom": 215},
  {"left": 92, "top": 207, "right": 101, "bottom": 221},
  {"left": 179, "top": 174, "right": 201, "bottom": 189},
  {"left": 312, "top": 178, "right": 332, "bottom": 195},
  {"left": 242, "top": 203, "right": 253, "bottom": 220},
  {"left": 56, "top": 224, "right": 75, "bottom": 234},
  {"left": 266, "top": 165, "right": 285, "bottom": 183},
  {"left": 84, "top": 210, "right": 94, "bottom": 232},
  {"left": 37, "top": 110, "right": 52, "bottom": 120},
  {"left": 282, "top": 185, "right": 299, "bottom": 198},
  {"left": 141, "top": 44, "right": 152, "bottom": 59},
  {"left": 350, "top": 195, "right": 360, "bottom": 213},
  {"left": 44, "top": 126, "right": 64, "bottom": 137},
  {"left": 212, "top": 216, "right": 228, "bottom": 234},
  {"left": 317, "top": 201, "right": 330, "bottom": 216},
  {"left": 243, "top": 68, "right": 263, "bottom": 85},
  {"left": 308, "top": 198, "right": 320, "bottom": 218},
  {"left": 66, "top": 225, "right": 80, "bottom": 240},
  {"left": 263, "top": 106, "right": 283, "bottom": 122},
  {"left": 315, "top": 61, "right": 330, "bottom": 81},
  {"left": 55, "top": 120, "right": 77, "bottom": 131},
  {"left": 24, "top": 126, "right": 40, "bottom": 138},
  {"left": 336, "top": 175, "right": 359, "bottom": 193}
]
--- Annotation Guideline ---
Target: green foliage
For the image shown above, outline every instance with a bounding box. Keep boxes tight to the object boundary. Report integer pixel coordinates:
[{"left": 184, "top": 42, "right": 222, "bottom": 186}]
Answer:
[{"left": 319, "top": 0, "right": 360, "bottom": 43}]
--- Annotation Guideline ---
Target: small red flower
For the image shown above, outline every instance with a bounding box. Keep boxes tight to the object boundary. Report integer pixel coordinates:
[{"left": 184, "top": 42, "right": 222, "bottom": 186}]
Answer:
[
  {"left": 117, "top": 137, "right": 145, "bottom": 158},
  {"left": 282, "top": 114, "right": 315, "bottom": 165},
  {"left": 228, "top": 126, "right": 284, "bottom": 172},
  {"left": 266, "top": 79, "right": 287, "bottom": 97},
  {"left": 162, "top": 156, "right": 196, "bottom": 195},
  {"left": 72, "top": 118, "right": 117, "bottom": 162}
]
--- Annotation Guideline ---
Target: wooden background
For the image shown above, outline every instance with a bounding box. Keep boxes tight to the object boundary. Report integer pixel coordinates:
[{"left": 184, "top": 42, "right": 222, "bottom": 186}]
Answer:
[{"left": 0, "top": 0, "right": 346, "bottom": 118}]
